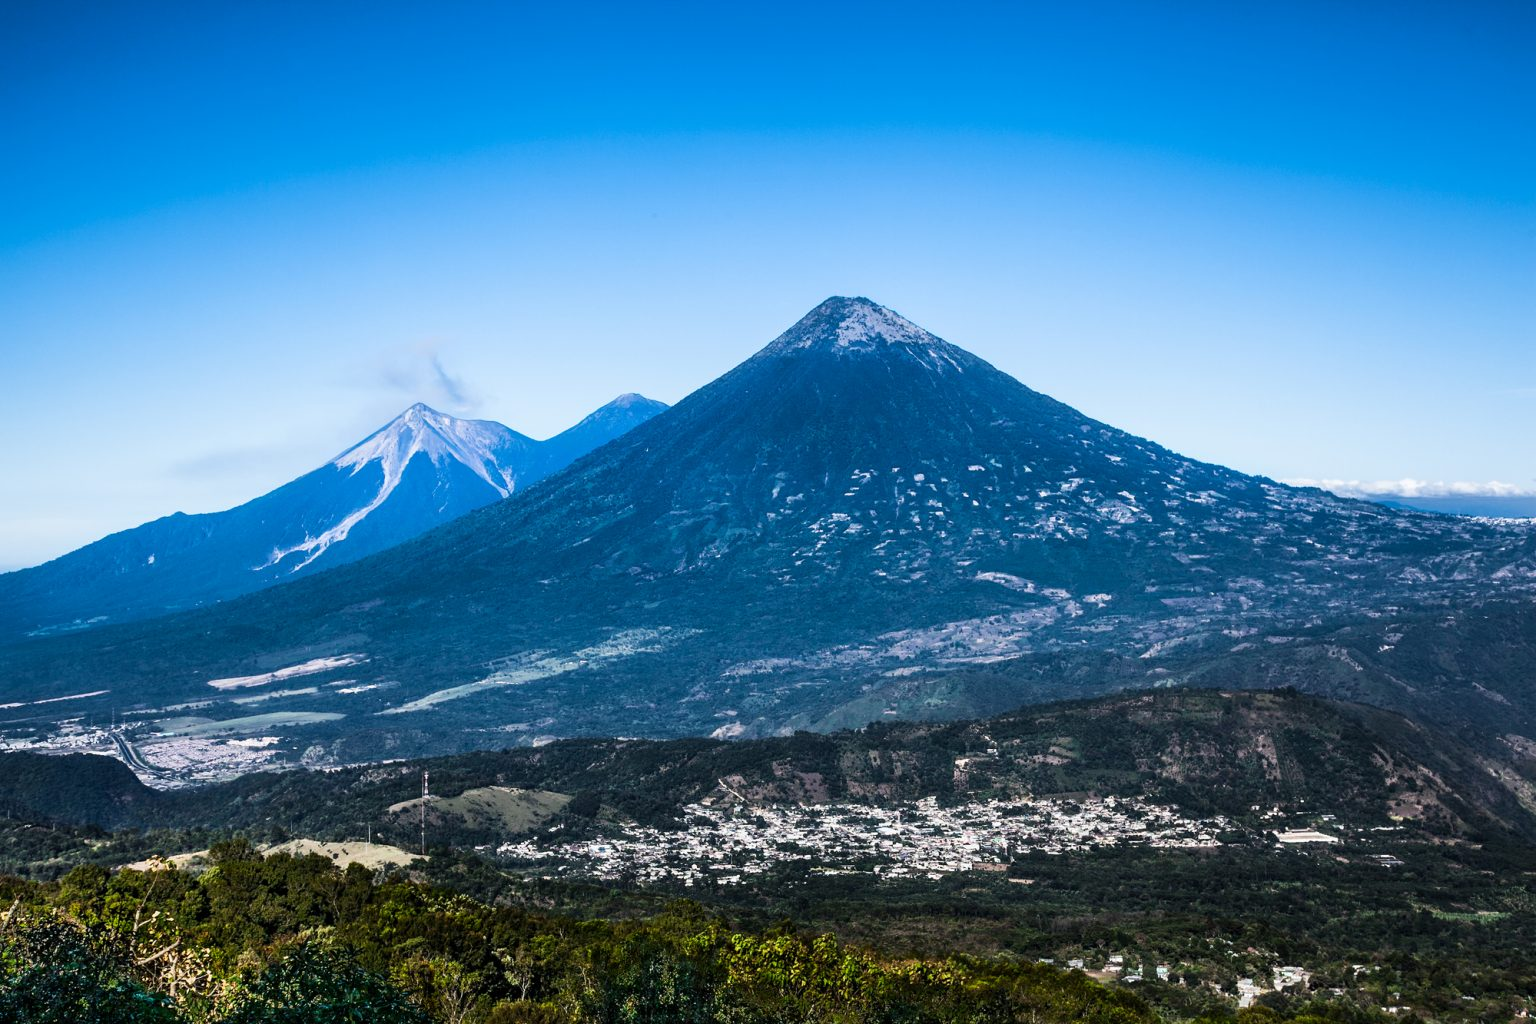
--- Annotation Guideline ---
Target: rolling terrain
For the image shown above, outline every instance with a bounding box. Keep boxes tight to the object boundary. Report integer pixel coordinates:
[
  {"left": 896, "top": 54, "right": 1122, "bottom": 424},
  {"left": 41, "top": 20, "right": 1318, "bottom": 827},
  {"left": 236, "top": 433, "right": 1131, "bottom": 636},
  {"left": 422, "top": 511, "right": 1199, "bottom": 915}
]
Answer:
[{"left": 3, "top": 689, "right": 1533, "bottom": 845}]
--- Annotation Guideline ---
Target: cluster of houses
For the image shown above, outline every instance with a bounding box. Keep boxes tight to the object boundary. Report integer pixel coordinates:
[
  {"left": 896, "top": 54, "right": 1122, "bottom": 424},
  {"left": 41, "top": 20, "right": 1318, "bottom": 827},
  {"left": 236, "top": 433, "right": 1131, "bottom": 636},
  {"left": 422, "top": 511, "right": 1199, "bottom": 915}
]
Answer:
[{"left": 496, "top": 793, "right": 1231, "bottom": 886}]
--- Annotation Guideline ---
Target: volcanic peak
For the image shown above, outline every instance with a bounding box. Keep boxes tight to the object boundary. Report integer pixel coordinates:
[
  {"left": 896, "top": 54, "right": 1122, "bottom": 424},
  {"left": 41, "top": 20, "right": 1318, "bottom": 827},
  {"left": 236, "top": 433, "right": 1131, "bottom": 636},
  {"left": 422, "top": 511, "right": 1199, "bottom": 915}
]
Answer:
[
  {"left": 760, "top": 296, "right": 971, "bottom": 373},
  {"left": 333, "top": 404, "right": 527, "bottom": 497}
]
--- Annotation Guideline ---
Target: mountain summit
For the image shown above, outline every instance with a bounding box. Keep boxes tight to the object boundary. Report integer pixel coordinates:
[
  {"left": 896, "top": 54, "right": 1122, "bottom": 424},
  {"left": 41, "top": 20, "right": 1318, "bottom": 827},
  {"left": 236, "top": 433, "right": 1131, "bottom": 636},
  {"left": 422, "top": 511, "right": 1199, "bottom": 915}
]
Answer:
[
  {"left": 0, "top": 394, "right": 666, "bottom": 638},
  {"left": 533, "top": 393, "right": 670, "bottom": 472},
  {"left": 259, "top": 404, "right": 536, "bottom": 575},
  {"left": 335, "top": 403, "right": 532, "bottom": 500},
  {"left": 759, "top": 296, "right": 974, "bottom": 371},
  {"left": 2, "top": 298, "right": 1534, "bottom": 774}
]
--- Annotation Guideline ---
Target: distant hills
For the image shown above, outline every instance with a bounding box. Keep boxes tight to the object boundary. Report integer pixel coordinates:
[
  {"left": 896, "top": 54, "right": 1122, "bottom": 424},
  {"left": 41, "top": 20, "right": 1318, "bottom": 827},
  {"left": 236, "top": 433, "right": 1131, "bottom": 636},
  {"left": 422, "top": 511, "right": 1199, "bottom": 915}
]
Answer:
[
  {"left": 0, "top": 297, "right": 1533, "bottom": 775},
  {"left": 0, "top": 394, "right": 666, "bottom": 639},
  {"left": 3, "top": 689, "right": 1533, "bottom": 846},
  {"left": 1367, "top": 494, "right": 1536, "bottom": 518}
]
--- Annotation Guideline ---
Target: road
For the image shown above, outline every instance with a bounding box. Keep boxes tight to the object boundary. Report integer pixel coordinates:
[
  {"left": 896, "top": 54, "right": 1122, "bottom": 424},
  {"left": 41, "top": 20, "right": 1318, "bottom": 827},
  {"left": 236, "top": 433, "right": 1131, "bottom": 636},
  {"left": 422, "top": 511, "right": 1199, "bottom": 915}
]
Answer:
[{"left": 109, "top": 729, "right": 167, "bottom": 781}]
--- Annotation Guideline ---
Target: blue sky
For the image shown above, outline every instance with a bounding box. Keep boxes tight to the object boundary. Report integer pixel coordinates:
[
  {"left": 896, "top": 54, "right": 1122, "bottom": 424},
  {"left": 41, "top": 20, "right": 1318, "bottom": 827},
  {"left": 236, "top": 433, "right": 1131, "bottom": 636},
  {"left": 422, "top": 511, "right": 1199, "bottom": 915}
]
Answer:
[{"left": 1, "top": 1, "right": 1532, "bottom": 569}]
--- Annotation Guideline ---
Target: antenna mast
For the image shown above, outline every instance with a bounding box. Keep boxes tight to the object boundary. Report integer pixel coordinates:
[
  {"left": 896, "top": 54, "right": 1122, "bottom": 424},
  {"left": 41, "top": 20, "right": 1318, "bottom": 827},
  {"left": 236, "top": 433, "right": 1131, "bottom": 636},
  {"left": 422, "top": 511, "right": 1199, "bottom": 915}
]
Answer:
[{"left": 420, "top": 770, "right": 429, "bottom": 856}]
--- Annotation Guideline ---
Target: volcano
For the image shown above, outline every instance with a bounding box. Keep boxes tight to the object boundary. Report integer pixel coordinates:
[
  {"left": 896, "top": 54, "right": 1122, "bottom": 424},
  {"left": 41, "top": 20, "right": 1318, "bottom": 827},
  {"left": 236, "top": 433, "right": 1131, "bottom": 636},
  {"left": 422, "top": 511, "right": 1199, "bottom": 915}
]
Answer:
[
  {"left": 0, "top": 395, "right": 665, "bottom": 639},
  {"left": 3, "top": 298, "right": 1533, "bottom": 769}
]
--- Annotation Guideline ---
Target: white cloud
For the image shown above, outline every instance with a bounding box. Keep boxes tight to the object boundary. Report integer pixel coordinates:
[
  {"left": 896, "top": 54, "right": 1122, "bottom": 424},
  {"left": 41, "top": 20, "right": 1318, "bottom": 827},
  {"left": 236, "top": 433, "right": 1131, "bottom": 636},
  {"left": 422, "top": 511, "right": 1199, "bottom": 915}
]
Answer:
[{"left": 1286, "top": 478, "right": 1536, "bottom": 499}]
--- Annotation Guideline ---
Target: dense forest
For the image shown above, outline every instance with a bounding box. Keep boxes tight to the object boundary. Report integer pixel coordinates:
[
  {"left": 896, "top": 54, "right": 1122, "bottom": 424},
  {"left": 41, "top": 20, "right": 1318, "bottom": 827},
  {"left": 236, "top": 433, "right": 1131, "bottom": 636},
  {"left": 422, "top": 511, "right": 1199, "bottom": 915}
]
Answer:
[
  {"left": 3, "top": 827, "right": 1535, "bottom": 1022},
  {"left": 0, "top": 839, "right": 1431, "bottom": 1024}
]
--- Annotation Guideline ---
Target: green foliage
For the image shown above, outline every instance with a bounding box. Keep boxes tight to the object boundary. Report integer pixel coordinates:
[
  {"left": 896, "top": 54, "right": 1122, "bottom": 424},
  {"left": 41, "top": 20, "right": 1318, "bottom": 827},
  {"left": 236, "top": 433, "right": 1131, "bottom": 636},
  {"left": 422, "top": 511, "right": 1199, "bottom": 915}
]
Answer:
[
  {"left": 0, "top": 853, "right": 1175, "bottom": 1024},
  {"left": 581, "top": 938, "right": 749, "bottom": 1023},
  {"left": 7, "top": 835, "right": 1525, "bottom": 1023},
  {"left": 0, "top": 917, "right": 184, "bottom": 1024},
  {"left": 217, "top": 943, "right": 428, "bottom": 1024}
]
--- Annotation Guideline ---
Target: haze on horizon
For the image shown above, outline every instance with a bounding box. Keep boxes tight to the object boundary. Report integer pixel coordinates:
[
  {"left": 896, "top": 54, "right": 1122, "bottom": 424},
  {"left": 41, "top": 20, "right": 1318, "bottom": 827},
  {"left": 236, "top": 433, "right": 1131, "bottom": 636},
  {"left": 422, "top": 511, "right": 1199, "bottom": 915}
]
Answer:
[{"left": 1, "top": 2, "right": 1532, "bottom": 571}]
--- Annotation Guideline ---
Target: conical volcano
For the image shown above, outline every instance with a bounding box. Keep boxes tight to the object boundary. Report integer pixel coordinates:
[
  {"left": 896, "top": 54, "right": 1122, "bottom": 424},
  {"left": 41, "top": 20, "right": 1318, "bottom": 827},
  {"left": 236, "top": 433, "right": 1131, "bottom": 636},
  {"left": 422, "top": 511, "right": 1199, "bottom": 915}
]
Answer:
[{"left": 3, "top": 298, "right": 1534, "bottom": 769}]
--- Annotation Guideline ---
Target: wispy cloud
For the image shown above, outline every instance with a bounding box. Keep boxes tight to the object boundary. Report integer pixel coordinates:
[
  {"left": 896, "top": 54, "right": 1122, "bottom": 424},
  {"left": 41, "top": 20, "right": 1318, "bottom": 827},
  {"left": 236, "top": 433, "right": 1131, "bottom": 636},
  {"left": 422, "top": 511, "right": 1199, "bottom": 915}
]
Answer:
[
  {"left": 168, "top": 444, "right": 315, "bottom": 481},
  {"left": 1285, "top": 478, "right": 1536, "bottom": 498},
  {"left": 376, "top": 341, "right": 481, "bottom": 415}
]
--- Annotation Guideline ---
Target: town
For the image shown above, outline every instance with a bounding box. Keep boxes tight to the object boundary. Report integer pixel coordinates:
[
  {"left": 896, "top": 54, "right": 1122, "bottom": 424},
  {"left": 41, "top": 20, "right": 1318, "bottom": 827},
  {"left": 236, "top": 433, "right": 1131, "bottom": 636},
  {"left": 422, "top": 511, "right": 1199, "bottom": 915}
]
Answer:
[{"left": 496, "top": 793, "right": 1234, "bottom": 886}]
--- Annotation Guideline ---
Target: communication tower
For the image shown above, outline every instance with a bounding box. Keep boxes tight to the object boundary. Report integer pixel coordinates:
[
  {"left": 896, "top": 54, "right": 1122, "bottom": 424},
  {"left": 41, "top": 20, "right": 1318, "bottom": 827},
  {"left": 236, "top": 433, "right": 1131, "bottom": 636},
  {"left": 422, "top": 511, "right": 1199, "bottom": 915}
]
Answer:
[{"left": 420, "top": 770, "right": 430, "bottom": 855}]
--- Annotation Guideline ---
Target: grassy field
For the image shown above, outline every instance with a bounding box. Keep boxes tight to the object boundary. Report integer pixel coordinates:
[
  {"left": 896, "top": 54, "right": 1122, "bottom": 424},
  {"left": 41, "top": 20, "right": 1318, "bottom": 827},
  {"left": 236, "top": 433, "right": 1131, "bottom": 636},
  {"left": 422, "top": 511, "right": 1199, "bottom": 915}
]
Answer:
[
  {"left": 389, "top": 785, "right": 572, "bottom": 834},
  {"left": 124, "top": 838, "right": 418, "bottom": 873},
  {"left": 169, "top": 710, "right": 345, "bottom": 736},
  {"left": 265, "top": 838, "right": 418, "bottom": 869}
]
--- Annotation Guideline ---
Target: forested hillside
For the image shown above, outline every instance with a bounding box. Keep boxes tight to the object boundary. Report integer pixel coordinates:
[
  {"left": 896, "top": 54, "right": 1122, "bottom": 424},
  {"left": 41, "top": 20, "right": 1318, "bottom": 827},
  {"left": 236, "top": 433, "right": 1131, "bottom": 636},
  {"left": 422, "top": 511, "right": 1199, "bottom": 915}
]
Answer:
[
  {"left": 4, "top": 689, "right": 1531, "bottom": 846},
  {"left": 0, "top": 844, "right": 1177, "bottom": 1024}
]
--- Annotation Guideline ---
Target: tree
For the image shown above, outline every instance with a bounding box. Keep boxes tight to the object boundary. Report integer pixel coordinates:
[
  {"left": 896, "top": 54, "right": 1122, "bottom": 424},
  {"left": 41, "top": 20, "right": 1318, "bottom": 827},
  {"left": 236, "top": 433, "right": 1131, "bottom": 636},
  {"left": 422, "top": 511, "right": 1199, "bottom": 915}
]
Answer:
[
  {"left": 567, "top": 791, "right": 602, "bottom": 818},
  {"left": 393, "top": 953, "right": 483, "bottom": 1024},
  {"left": 583, "top": 939, "right": 756, "bottom": 1024},
  {"left": 0, "top": 917, "right": 184, "bottom": 1024},
  {"left": 214, "top": 943, "right": 429, "bottom": 1024}
]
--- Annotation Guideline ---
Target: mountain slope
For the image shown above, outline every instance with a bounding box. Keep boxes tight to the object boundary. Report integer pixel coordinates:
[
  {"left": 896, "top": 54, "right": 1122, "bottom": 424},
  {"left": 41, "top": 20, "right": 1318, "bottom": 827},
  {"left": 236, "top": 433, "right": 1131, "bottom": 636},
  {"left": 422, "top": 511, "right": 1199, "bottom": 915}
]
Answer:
[
  {"left": 0, "top": 396, "right": 665, "bottom": 639},
  {"left": 0, "top": 297, "right": 1532, "bottom": 773},
  {"left": 530, "top": 392, "right": 671, "bottom": 475}
]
